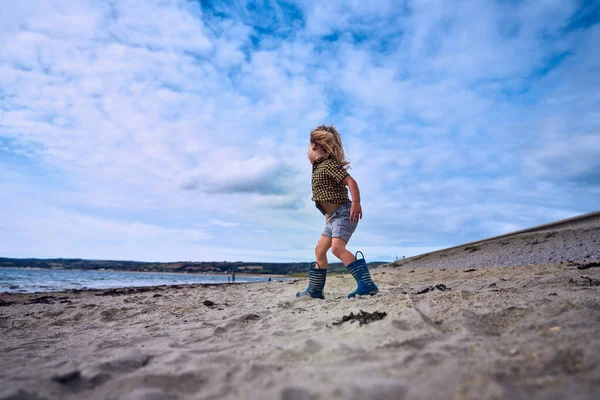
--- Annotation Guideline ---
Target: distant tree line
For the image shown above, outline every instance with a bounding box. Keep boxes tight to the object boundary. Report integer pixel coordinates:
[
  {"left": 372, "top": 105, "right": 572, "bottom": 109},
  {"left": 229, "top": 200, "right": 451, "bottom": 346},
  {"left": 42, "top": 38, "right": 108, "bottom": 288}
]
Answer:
[{"left": 0, "top": 257, "right": 387, "bottom": 275}]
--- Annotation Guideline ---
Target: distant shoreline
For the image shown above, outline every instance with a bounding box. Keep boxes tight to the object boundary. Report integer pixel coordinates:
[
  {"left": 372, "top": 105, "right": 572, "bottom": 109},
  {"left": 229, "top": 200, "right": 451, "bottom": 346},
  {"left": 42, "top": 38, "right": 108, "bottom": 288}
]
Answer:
[
  {"left": 0, "top": 266, "right": 290, "bottom": 279},
  {"left": 0, "top": 257, "right": 387, "bottom": 276},
  {"left": 0, "top": 267, "right": 293, "bottom": 294}
]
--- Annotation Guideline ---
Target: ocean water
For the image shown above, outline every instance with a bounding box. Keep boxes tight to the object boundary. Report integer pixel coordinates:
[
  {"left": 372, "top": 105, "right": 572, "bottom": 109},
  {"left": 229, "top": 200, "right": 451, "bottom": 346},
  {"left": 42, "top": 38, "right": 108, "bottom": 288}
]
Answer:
[{"left": 0, "top": 268, "right": 288, "bottom": 293}]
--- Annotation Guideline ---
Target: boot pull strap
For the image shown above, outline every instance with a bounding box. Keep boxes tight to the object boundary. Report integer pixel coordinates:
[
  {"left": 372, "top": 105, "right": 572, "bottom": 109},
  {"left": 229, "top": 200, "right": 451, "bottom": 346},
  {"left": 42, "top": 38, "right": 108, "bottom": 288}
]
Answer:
[
  {"left": 312, "top": 261, "right": 322, "bottom": 269},
  {"left": 355, "top": 251, "right": 365, "bottom": 260}
]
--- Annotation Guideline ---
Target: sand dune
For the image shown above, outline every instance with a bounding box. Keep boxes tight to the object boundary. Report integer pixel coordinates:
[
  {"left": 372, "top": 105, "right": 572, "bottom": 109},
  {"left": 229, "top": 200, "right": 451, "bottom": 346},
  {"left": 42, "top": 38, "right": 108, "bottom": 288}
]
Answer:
[{"left": 1, "top": 236, "right": 600, "bottom": 399}]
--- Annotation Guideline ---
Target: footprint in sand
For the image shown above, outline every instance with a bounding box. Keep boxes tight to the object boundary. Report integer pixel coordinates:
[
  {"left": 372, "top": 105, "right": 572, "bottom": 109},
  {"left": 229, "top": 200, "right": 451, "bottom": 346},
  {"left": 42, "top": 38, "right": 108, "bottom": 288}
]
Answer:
[
  {"left": 212, "top": 313, "right": 262, "bottom": 335},
  {"left": 1, "top": 389, "right": 49, "bottom": 400},
  {"left": 280, "top": 387, "right": 318, "bottom": 400},
  {"left": 93, "top": 350, "right": 152, "bottom": 374},
  {"left": 135, "top": 371, "right": 211, "bottom": 395},
  {"left": 381, "top": 336, "right": 434, "bottom": 351},
  {"left": 458, "top": 306, "right": 532, "bottom": 336},
  {"left": 391, "top": 320, "right": 410, "bottom": 330},
  {"left": 278, "top": 301, "right": 293, "bottom": 309},
  {"left": 50, "top": 349, "right": 151, "bottom": 393},
  {"left": 303, "top": 339, "right": 323, "bottom": 355},
  {"left": 335, "top": 379, "right": 407, "bottom": 400},
  {"left": 100, "top": 307, "right": 128, "bottom": 322}
]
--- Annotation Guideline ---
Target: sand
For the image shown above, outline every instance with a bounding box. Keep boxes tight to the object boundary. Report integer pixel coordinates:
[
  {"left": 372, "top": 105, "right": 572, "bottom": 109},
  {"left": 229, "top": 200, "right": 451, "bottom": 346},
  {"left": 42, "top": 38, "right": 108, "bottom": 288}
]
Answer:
[
  {"left": 388, "top": 227, "right": 600, "bottom": 270},
  {"left": 1, "top": 238, "right": 600, "bottom": 399}
]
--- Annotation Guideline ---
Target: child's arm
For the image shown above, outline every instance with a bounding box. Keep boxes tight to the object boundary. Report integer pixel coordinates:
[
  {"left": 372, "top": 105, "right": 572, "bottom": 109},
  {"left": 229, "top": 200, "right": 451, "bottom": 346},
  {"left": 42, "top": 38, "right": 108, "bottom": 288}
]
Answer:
[{"left": 342, "top": 176, "right": 362, "bottom": 223}]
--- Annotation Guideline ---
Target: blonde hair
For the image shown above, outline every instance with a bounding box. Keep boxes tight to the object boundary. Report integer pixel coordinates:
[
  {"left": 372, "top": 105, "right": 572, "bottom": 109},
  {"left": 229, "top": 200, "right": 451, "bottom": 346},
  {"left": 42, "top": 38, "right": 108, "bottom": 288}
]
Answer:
[{"left": 310, "top": 125, "right": 350, "bottom": 168}]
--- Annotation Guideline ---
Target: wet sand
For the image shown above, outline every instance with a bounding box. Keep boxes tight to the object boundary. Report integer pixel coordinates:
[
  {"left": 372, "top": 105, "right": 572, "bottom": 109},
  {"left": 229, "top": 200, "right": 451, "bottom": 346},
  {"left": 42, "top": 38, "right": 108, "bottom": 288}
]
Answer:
[{"left": 1, "top": 244, "right": 600, "bottom": 399}]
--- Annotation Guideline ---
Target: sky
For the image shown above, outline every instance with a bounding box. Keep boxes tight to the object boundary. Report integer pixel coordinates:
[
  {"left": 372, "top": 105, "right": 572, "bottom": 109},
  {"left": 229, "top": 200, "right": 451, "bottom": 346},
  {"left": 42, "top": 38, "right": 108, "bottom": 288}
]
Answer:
[{"left": 1, "top": 0, "right": 599, "bottom": 263}]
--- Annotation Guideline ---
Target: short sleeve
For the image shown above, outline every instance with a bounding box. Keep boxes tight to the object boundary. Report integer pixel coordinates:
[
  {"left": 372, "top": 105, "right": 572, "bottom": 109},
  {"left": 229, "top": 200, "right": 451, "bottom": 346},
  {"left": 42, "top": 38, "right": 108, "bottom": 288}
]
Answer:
[{"left": 326, "top": 160, "right": 349, "bottom": 183}]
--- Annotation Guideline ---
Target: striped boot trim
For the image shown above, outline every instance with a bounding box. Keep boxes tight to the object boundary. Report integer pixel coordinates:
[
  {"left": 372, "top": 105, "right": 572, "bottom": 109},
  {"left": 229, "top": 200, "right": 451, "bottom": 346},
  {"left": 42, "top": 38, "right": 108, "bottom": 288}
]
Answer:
[
  {"left": 296, "top": 266, "right": 327, "bottom": 299},
  {"left": 308, "top": 268, "right": 327, "bottom": 295},
  {"left": 347, "top": 256, "right": 378, "bottom": 298}
]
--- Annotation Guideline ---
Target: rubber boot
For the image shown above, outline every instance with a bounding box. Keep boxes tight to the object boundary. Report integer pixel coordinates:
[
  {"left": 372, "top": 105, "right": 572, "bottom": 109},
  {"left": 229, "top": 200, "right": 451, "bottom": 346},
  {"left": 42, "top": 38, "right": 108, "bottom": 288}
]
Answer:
[
  {"left": 347, "top": 251, "right": 378, "bottom": 298},
  {"left": 296, "top": 262, "right": 327, "bottom": 299}
]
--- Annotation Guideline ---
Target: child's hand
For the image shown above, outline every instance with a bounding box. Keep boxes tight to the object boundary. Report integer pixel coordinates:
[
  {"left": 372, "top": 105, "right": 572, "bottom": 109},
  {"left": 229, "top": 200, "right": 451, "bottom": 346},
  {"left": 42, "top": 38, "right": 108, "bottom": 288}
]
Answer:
[{"left": 350, "top": 203, "right": 362, "bottom": 223}]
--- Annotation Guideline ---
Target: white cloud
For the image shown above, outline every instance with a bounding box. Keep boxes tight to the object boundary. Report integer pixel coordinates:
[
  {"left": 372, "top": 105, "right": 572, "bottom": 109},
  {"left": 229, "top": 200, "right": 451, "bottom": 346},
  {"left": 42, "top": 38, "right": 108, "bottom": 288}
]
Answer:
[
  {"left": 0, "top": 194, "right": 213, "bottom": 261},
  {"left": 524, "top": 132, "right": 600, "bottom": 182},
  {"left": 0, "top": 0, "right": 598, "bottom": 262},
  {"left": 209, "top": 219, "right": 240, "bottom": 228},
  {"left": 179, "top": 154, "right": 297, "bottom": 195}
]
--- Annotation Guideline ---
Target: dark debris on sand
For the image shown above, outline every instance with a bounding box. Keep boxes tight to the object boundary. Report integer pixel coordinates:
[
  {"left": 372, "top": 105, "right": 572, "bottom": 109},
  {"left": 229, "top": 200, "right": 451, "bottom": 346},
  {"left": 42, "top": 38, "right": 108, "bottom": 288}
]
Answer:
[
  {"left": 2, "top": 389, "right": 48, "bottom": 400},
  {"left": 25, "top": 296, "right": 58, "bottom": 305},
  {"left": 23, "top": 296, "right": 73, "bottom": 305},
  {"left": 239, "top": 313, "right": 260, "bottom": 323},
  {"left": 574, "top": 261, "right": 600, "bottom": 270},
  {"left": 333, "top": 310, "right": 387, "bottom": 326},
  {"left": 95, "top": 286, "right": 168, "bottom": 296},
  {"left": 93, "top": 284, "right": 228, "bottom": 297},
  {"left": 0, "top": 299, "right": 15, "bottom": 307},
  {"left": 413, "top": 284, "right": 450, "bottom": 295},
  {"left": 569, "top": 276, "right": 600, "bottom": 286},
  {"left": 51, "top": 370, "right": 110, "bottom": 392}
]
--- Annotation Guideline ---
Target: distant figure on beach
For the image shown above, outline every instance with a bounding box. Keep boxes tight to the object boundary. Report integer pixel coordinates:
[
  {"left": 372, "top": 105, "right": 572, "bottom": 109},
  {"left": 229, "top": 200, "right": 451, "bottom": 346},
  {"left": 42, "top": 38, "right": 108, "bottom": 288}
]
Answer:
[{"left": 296, "top": 125, "right": 378, "bottom": 300}]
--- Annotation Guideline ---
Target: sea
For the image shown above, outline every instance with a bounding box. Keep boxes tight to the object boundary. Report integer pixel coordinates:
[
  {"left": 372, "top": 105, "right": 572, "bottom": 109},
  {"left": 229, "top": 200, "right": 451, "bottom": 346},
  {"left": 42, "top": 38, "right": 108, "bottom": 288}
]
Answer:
[{"left": 0, "top": 267, "right": 288, "bottom": 293}]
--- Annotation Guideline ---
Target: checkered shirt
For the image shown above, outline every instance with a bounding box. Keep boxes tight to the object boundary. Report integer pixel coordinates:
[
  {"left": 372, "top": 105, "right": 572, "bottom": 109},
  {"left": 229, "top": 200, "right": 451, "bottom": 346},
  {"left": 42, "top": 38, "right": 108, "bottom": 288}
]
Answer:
[{"left": 311, "top": 156, "right": 351, "bottom": 213}]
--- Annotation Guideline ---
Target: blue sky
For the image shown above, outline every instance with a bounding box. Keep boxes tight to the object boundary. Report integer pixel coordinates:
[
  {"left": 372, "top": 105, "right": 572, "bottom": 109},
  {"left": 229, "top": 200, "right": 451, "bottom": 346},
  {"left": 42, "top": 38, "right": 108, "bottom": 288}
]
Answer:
[{"left": 1, "top": 0, "right": 599, "bottom": 262}]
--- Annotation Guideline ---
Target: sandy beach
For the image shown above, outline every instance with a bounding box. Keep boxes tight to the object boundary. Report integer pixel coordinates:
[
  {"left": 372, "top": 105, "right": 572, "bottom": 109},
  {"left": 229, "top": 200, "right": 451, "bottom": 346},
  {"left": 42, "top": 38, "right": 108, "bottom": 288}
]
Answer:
[{"left": 1, "top": 230, "right": 600, "bottom": 399}]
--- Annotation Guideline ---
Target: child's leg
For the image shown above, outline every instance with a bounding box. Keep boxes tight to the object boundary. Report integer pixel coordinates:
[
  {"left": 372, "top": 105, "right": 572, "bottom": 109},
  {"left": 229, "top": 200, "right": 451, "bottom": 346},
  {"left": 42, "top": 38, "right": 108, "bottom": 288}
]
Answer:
[
  {"left": 331, "top": 238, "right": 355, "bottom": 265},
  {"left": 346, "top": 251, "right": 379, "bottom": 298},
  {"left": 296, "top": 235, "right": 331, "bottom": 299},
  {"left": 315, "top": 235, "right": 332, "bottom": 269},
  {"left": 333, "top": 239, "right": 379, "bottom": 297},
  {"left": 329, "top": 205, "right": 378, "bottom": 297}
]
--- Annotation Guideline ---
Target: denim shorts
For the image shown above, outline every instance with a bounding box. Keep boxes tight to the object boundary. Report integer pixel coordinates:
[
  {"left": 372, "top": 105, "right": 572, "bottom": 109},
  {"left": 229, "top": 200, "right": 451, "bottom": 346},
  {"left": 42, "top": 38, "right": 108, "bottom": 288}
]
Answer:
[{"left": 321, "top": 203, "right": 357, "bottom": 243}]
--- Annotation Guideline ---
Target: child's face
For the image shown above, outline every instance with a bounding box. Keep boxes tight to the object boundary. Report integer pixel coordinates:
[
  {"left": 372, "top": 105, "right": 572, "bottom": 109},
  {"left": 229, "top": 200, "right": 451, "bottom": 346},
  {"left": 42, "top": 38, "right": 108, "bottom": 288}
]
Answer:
[{"left": 307, "top": 142, "right": 324, "bottom": 163}]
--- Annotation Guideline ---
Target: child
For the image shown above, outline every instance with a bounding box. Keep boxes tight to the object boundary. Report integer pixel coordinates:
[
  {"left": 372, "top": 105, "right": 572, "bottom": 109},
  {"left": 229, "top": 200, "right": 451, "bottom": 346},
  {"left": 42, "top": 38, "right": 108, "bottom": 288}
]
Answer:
[{"left": 296, "top": 125, "right": 379, "bottom": 299}]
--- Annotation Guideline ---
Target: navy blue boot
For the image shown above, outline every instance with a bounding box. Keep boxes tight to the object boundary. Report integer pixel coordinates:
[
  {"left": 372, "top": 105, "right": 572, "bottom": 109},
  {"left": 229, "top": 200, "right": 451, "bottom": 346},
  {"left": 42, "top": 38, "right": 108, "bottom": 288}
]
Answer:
[
  {"left": 296, "top": 262, "right": 327, "bottom": 299},
  {"left": 347, "top": 251, "right": 378, "bottom": 298}
]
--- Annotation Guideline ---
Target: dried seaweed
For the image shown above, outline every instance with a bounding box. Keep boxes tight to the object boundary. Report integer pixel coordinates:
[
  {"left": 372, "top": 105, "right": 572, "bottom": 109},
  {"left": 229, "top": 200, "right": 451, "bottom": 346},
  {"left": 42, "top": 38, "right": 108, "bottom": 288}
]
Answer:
[
  {"left": 413, "top": 284, "right": 450, "bottom": 294},
  {"left": 576, "top": 262, "right": 600, "bottom": 270},
  {"left": 464, "top": 246, "right": 480, "bottom": 253},
  {"left": 0, "top": 299, "right": 15, "bottom": 307},
  {"left": 25, "top": 296, "right": 57, "bottom": 304},
  {"left": 569, "top": 276, "right": 600, "bottom": 286},
  {"left": 333, "top": 310, "right": 387, "bottom": 326},
  {"left": 95, "top": 286, "right": 168, "bottom": 296}
]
